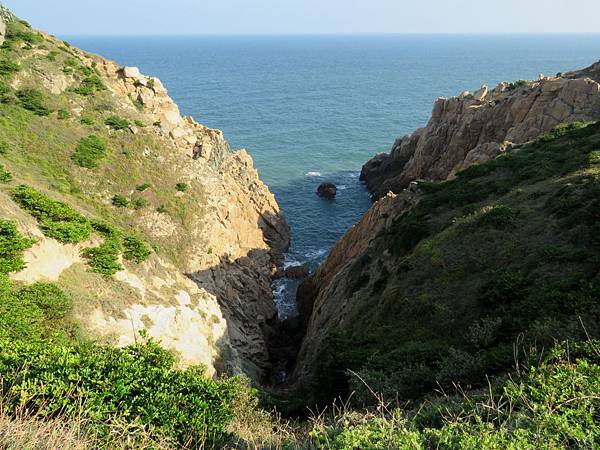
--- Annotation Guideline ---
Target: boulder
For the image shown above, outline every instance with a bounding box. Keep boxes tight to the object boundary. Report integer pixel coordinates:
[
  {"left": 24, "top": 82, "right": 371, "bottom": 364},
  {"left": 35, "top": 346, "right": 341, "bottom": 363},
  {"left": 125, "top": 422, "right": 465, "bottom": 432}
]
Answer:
[
  {"left": 274, "top": 265, "right": 309, "bottom": 280},
  {"left": 317, "top": 182, "right": 337, "bottom": 199},
  {"left": 121, "top": 66, "right": 142, "bottom": 79}
]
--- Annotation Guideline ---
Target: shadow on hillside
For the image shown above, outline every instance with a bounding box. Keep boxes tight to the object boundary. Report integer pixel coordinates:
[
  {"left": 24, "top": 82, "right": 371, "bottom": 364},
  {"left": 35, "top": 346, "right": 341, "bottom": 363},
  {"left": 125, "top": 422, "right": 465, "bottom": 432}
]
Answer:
[{"left": 183, "top": 211, "right": 301, "bottom": 385}]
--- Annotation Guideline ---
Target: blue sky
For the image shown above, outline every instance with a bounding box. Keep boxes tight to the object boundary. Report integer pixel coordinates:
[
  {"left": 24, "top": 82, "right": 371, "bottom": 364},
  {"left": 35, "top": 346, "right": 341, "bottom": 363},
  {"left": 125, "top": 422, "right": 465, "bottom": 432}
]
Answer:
[{"left": 5, "top": 0, "right": 600, "bottom": 35}]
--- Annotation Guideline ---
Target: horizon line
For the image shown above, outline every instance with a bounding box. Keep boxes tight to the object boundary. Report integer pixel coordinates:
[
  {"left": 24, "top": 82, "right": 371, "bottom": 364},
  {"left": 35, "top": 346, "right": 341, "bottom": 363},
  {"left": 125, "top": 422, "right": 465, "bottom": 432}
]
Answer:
[{"left": 57, "top": 31, "right": 600, "bottom": 38}]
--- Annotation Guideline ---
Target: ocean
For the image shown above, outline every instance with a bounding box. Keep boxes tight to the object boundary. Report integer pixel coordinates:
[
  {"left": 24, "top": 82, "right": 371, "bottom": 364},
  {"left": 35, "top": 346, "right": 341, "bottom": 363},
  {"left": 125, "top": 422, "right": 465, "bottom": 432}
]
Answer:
[{"left": 67, "top": 34, "right": 600, "bottom": 317}]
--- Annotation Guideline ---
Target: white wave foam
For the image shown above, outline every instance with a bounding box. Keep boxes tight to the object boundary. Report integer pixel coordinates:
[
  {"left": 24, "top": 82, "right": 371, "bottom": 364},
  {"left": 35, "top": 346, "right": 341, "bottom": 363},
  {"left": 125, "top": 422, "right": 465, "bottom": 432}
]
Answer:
[
  {"left": 305, "top": 248, "right": 328, "bottom": 259},
  {"left": 305, "top": 171, "right": 321, "bottom": 177},
  {"left": 337, "top": 184, "right": 348, "bottom": 190},
  {"left": 347, "top": 172, "right": 360, "bottom": 178}
]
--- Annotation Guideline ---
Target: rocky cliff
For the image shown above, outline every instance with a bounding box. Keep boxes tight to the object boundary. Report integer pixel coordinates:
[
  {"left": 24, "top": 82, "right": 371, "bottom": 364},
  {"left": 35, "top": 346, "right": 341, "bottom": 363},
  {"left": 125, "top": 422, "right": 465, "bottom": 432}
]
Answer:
[
  {"left": 0, "top": 12, "right": 289, "bottom": 380},
  {"left": 361, "top": 62, "right": 600, "bottom": 199},
  {"left": 293, "top": 61, "right": 600, "bottom": 403}
]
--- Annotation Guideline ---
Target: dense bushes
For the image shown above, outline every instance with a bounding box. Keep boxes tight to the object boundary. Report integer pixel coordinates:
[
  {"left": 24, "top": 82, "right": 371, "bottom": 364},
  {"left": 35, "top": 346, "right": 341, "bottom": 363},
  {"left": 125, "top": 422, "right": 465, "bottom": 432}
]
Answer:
[
  {"left": 0, "top": 57, "right": 19, "bottom": 75},
  {"left": 0, "top": 163, "right": 12, "bottom": 182},
  {"left": 0, "top": 337, "right": 240, "bottom": 446},
  {"left": 122, "top": 234, "right": 151, "bottom": 263},
  {"left": 10, "top": 185, "right": 92, "bottom": 243},
  {"left": 72, "top": 135, "right": 107, "bottom": 168},
  {"left": 309, "top": 122, "right": 600, "bottom": 406},
  {"left": 73, "top": 75, "right": 106, "bottom": 96},
  {"left": 0, "top": 220, "right": 35, "bottom": 274},
  {"left": 0, "top": 275, "right": 73, "bottom": 342},
  {"left": 310, "top": 341, "right": 600, "bottom": 449},
  {"left": 81, "top": 222, "right": 123, "bottom": 277},
  {"left": 105, "top": 115, "right": 130, "bottom": 130},
  {"left": 15, "top": 88, "right": 52, "bottom": 116}
]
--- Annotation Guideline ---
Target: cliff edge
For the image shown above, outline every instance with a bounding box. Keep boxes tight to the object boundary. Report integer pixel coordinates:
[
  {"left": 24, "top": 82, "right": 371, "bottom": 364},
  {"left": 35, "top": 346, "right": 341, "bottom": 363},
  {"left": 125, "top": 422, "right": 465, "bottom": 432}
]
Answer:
[
  {"left": 0, "top": 12, "right": 289, "bottom": 380},
  {"left": 361, "top": 62, "right": 600, "bottom": 199}
]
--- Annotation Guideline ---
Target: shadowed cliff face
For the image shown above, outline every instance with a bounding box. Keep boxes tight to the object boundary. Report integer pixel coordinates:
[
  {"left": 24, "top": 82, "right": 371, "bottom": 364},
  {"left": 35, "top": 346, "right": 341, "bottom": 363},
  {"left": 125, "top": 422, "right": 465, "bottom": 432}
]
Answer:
[
  {"left": 361, "top": 60, "right": 600, "bottom": 199},
  {"left": 0, "top": 12, "right": 289, "bottom": 381}
]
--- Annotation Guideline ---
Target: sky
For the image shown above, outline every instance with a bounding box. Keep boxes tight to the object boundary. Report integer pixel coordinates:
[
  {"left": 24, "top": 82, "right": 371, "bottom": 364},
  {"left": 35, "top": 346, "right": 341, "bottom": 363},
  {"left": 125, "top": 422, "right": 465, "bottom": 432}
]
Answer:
[{"left": 4, "top": 0, "right": 600, "bottom": 35}]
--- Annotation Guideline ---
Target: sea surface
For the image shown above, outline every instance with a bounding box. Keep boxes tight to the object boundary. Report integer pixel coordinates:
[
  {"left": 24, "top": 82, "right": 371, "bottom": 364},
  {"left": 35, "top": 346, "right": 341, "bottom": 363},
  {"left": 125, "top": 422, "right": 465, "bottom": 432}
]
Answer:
[{"left": 67, "top": 34, "right": 600, "bottom": 318}]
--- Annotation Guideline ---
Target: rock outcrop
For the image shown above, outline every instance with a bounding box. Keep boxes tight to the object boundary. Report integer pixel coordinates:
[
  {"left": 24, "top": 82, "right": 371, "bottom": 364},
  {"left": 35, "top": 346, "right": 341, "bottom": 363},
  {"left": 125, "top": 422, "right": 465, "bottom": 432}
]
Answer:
[
  {"left": 361, "top": 63, "right": 600, "bottom": 199},
  {"left": 0, "top": 12, "right": 289, "bottom": 381},
  {"left": 317, "top": 182, "right": 337, "bottom": 199}
]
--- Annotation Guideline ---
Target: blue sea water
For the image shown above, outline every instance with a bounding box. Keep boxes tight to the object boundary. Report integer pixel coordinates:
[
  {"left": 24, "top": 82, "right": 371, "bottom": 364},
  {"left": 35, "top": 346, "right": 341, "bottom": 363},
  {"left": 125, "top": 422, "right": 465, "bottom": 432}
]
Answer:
[{"left": 68, "top": 34, "right": 600, "bottom": 317}]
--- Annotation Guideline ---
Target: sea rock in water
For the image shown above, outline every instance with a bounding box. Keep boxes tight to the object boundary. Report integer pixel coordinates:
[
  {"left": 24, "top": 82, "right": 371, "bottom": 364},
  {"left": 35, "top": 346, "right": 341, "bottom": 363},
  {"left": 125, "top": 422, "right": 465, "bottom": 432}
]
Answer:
[
  {"left": 317, "top": 182, "right": 337, "bottom": 199},
  {"left": 274, "top": 265, "right": 309, "bottom": 280}
]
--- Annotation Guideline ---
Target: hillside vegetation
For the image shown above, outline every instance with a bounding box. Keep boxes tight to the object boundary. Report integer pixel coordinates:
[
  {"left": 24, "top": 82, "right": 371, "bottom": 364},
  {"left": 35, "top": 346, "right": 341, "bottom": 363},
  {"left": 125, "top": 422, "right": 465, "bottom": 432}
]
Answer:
[
  {"left": 0, "top": 10, "right": 598, "bottom": 450},
  {"left": 301, "top": 121, "right": 600, "bottom": 408}
]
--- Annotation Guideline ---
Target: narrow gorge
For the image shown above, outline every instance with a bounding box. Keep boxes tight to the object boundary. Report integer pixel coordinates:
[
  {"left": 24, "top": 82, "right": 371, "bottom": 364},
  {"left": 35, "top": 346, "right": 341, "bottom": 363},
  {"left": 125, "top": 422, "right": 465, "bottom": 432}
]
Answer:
[{"left": 1, "top": 4, "right": 599, "bottom": 447}]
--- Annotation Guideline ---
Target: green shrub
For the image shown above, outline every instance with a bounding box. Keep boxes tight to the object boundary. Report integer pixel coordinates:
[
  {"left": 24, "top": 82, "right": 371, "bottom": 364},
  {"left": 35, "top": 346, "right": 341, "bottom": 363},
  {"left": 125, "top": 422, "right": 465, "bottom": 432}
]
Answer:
[
  {"left": 0, "top": 276, "right": 73, "bottom": 342},
  {"left": 466, "top": 204, "right": 518, "bottom": 230},
  {"left": 10, "top": 185, "right": 92, "bottom": 243},
  {"left": 5, "top": 20, "right": 43, "bottom": 45},
  {"left": 0, "top": 142, "right": 8, "bottom": 155},
  {"left": 122, "top": 234, "right": 151, "bottom": 263},
  {"left": 176, "top": 182, "right": 188, "bottom": 192},
  {"left": 57, "top": 108, "right": 70, "bottom": 120},
  {"left": 112, "top": 194, "right": 130, "bottom": 208},
  {"left": 147, "top": 78, "right": 155, "bottom": 90},
  {"left": 82, "top": 223, "right": 123, "bottom": 277},
  {"left": 79, "top": 116, "right": 94, "bottom": 125},
  {"left": 507, "top": 79, "right": 529, "bottom": 90},
  {"left": 156, "top": 204, "right": 168, "bottom": 214},
  {"left": 46, "top": 50, "right": 58, "bottom": 61},
  {"left": 0, "top": 57, "right": 19, "bottom": 75},
  {"left": 73, "top": 75, "right": 106, "bottom": 96},
  {"left": 71, "top": 135, "right": 107, "bottom": 169},
  {"left": 132, "top": 197, "right": 148, "bottom": 210},
  {"left": 105, "top": 115, "right": 130, "bottom": 130},
  {"left": 134, "top": 119, "right": 145, "bottom": 127},
  {"left": 0, "top": 164, "right": 11, "bottom": 182},
  {"left": 15, "top": 89, "right": 52, "bottom": 116},
  {"left": 0, "top": 338, "right": 239, "bottom": 446},
  {"left": 136, "top": 182, "right": 151, "bottom": 192},
  {"left": 0, "top": 220, "right": 35, "bottom": 274},
  {"left": 130, "top": 95, "right": 144, "bottom": 111}
]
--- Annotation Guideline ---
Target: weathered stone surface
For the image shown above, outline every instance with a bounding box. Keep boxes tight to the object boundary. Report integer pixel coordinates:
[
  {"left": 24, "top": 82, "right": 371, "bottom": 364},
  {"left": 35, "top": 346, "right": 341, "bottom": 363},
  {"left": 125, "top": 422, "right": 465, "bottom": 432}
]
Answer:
[{"left": 361, "top": 61, "right": 600, "bottom": 199}]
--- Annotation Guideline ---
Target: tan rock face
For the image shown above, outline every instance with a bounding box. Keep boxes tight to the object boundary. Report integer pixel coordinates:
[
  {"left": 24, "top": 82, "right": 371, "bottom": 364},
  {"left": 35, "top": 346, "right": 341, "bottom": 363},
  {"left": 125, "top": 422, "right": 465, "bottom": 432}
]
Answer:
[
  {"left": 2, "top": 31, "right": 290, "bottom": 381},
  {"left": 361, "top": 61, "right": 600, "bottom": 199}
]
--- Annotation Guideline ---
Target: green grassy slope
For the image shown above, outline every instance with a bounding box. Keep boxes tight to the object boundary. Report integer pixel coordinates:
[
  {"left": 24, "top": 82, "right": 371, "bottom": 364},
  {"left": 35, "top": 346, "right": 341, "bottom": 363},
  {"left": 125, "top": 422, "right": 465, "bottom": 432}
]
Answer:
[{"left": 310, "top": 121, "right": 600, "bottom": 405}]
